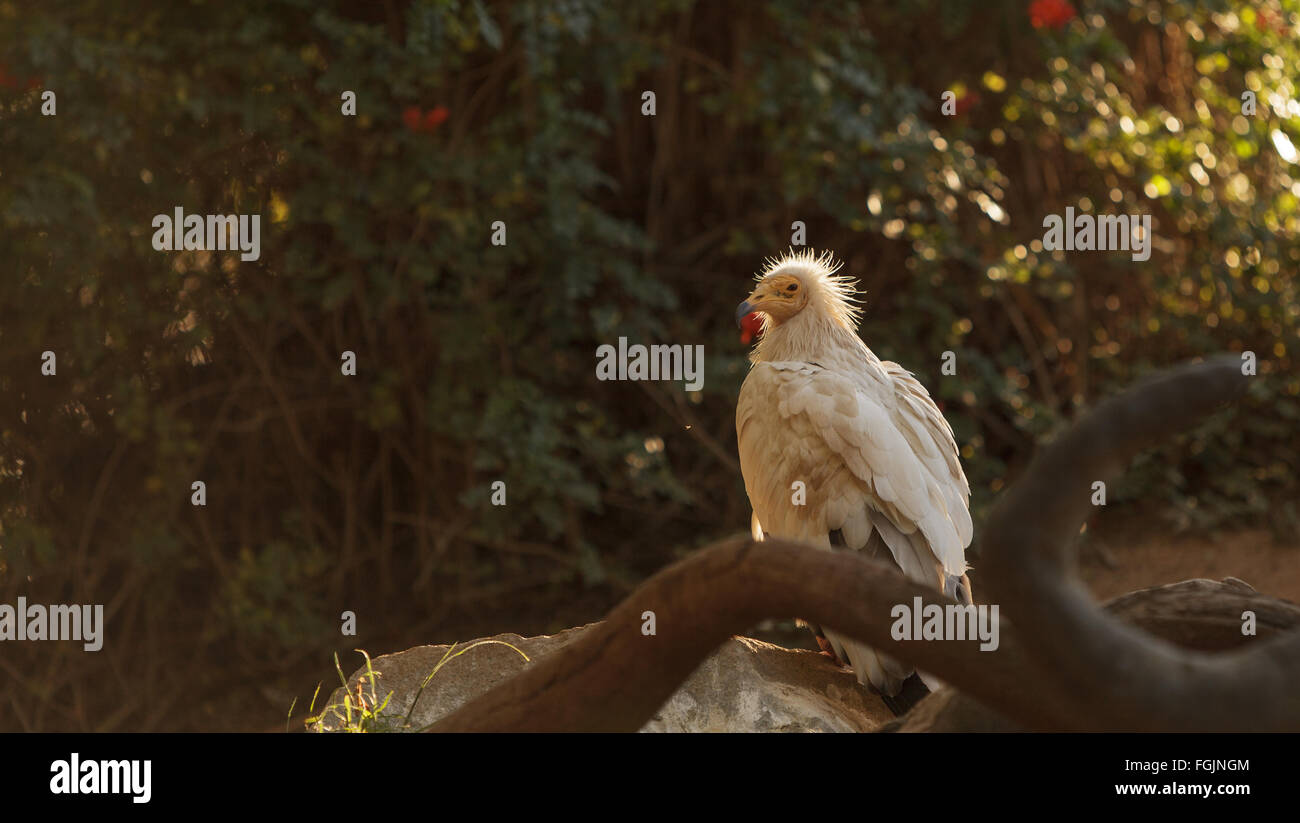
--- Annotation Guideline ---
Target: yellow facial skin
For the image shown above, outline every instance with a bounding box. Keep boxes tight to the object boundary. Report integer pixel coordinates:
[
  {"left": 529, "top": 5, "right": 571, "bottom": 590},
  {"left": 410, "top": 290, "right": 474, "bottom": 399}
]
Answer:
[{"left": 737, "top": 274, "right": 809, "bottom": 326}]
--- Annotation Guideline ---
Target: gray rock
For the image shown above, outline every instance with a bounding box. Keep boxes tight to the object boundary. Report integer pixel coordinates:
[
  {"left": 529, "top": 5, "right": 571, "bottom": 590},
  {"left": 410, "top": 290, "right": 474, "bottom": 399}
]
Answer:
[{"left": 314, "top": 623, "right": 893, "bottom": 732}]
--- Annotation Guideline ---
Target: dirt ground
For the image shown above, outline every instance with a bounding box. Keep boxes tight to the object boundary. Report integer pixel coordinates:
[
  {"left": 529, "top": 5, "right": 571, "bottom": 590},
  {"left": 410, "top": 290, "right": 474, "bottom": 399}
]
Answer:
[{"left": 1077, "top": 525, "right": 1300, "bottom": 605}]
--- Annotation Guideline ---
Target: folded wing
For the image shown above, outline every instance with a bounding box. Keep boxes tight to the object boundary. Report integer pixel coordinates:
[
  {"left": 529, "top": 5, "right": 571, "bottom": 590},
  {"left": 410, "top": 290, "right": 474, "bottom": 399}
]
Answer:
[{"left": 736, "top": 360, "right": 972, "bottom": 691}]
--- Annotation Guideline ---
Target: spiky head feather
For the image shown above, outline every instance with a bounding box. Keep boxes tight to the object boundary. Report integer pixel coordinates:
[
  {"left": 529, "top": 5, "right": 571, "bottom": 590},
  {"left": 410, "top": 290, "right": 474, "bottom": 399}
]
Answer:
[{"left": 755, "top": 248, "right": 863, "bottom": 331}]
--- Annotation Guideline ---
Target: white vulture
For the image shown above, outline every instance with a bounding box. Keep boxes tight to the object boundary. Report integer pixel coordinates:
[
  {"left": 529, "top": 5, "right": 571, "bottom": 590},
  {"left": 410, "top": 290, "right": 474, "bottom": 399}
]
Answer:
[{"left": 734, "top": 248, "right": 973, "bottom": 713}]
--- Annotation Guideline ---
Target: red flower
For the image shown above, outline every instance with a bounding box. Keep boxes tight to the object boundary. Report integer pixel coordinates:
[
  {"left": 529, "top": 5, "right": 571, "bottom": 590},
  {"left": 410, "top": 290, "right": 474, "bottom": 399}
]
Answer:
[
  {"left": 424, "top": 105, "right": 449, "bottom": 130},
  {"left": 403, "top": 105, "right": 450, "bottom": 134},
  {"left": 1256, "top": 8, "right": 1287, "bottom": 35},
  {"left": 1029, "top": 0, "right": 1076, "bottom": 30},
  {"left": 739, "top": 312, "right": 764, "bottom": 345},
  {"left": 0, "top": 63, "right": 44, "bottom": 91},
  {"left": 955, "top": 91, "right": 980, "bottom": 116}
]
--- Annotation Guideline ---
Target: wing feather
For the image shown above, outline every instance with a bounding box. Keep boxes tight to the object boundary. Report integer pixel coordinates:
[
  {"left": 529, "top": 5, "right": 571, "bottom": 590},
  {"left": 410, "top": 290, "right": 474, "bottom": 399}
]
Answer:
[
  {"left": 738, "top": 361, "right": 970, "bottom": 576},
  {"left": 738, "top": 358, "right": 972, "bottom": 695}
]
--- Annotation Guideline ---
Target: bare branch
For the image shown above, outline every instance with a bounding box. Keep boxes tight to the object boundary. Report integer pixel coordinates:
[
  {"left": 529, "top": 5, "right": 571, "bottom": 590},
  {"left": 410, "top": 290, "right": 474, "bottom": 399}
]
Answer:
[
  {"left": 981, "top": 355, "right": 1300, "bottom": 731},
  {"left": 428, "top": 357, "right": 1300, "bottom": 732},
  {"left": 889, "top": 578, "right": 1300, "bottom": 731},
  {"left": 428, "top": 536, "right": 1069, "bottom": 732}
]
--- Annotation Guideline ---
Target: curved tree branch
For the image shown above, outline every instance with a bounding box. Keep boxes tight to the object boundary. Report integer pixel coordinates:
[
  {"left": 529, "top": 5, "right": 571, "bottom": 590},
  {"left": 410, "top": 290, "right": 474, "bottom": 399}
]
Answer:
[
  {"left": 428, "top": 357, "right": 1300, "bottom": 732},
  {"left": 981, "top": 355, "right": 1300, "bottom": 731},
  {"left": 428, "top": 536, "right": 1064, "bottom": 731},
  {"left": 889, "top": 578, "right": 1300, "bottom": 731}
]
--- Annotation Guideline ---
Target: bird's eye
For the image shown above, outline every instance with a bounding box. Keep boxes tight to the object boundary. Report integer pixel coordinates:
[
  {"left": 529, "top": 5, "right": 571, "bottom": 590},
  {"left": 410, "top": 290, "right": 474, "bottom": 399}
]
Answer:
[{"left": 785, "top": 284, "right": 798, "bottom": 292}]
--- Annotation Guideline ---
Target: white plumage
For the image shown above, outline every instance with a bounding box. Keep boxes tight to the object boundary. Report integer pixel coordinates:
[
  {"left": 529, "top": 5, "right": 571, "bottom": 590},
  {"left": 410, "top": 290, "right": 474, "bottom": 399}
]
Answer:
[{"left": 735, "top": 249, "right": 973, "bottom": 699}]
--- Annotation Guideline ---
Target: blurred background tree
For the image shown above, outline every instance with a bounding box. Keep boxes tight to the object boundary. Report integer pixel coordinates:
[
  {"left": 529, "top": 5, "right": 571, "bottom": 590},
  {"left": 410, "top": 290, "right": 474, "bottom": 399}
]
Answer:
[{"left": 0, "top": 0, "right": 1296, "bottom": 730}]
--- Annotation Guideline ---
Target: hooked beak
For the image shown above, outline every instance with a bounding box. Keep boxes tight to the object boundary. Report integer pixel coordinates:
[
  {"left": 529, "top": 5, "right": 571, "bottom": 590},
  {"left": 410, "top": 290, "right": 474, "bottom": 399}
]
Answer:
[{"left": 735, "top": 299, "right": 755, "bottom": 328}]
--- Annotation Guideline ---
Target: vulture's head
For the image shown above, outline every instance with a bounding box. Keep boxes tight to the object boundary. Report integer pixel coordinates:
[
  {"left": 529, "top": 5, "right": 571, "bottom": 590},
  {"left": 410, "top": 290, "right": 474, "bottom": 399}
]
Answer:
[{"left": 735, "top": 248, "right": 862, "bottom": 333}]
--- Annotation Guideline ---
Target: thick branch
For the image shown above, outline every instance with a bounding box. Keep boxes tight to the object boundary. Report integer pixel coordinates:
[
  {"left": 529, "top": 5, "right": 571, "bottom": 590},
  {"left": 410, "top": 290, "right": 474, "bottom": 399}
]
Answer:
[
  {"left": 429, "top": 537, "right": 1071, "bottom": 732},
  {"left": 889, "top": 579, "right": 1300, "bottom": 731},
  {"left": 981, "top": 356, "right": 1300, "bottom": 730},
  {"left": 429, "top": 357, "right": 1300, "bottom": 732}
]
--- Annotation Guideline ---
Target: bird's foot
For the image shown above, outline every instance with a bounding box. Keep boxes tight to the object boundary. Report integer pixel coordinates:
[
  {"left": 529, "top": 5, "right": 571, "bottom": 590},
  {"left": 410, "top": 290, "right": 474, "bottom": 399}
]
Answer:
[{"left": 814, "top": 633, "right": 846, "bottom": 666}]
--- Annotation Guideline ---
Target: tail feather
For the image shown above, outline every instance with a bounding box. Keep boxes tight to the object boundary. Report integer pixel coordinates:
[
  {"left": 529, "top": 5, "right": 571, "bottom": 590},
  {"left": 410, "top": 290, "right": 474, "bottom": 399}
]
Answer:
[
  {"left": 829, "top": 629, "right": 931, "bottom": 716},
  {"left": 825, "top": 524, "right": 924, "bottom": 709},
  {"left": 880, "top": 673, "right": 932, "bottom": 716},
  {"left": 824, "top": 628, "right": 911, "bottom": 694},
  {"left": 805, "top": 521, "right": 960, "bottom": 715}
]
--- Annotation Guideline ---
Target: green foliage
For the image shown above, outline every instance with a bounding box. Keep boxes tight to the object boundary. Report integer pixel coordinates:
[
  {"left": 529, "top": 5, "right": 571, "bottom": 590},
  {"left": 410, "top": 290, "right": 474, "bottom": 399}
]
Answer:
[{"left": 0, "top": 0, "right": 1296, "bottom": 730}]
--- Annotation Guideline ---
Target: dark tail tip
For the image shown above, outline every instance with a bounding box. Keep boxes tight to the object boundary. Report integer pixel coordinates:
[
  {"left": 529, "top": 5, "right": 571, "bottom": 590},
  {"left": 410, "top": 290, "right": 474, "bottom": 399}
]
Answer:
[{"left": 879, "top": 672, "right": 931, "bottom": 717}]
